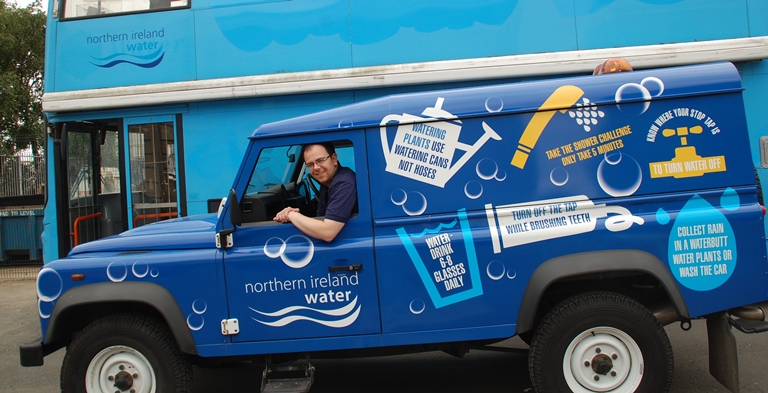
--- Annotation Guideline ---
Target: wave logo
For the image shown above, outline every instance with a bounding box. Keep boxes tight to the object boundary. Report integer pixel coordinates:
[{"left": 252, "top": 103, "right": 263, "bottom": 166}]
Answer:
[
  {"left": 249, "top": 296, "right": 361, "bottom": 328},
  {"left": 90, "top": 48, "right": 165, "bottom": 69}
]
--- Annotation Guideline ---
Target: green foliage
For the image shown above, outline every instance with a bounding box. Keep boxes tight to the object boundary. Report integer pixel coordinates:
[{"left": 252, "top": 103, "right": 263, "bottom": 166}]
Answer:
[{"left": 0, "top": 0, "right": 45, "bottom": 155}]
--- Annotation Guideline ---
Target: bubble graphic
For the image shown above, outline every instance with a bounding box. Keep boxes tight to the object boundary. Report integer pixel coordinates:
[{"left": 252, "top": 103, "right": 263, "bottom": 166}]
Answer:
[
  {"left": 390, "top": 189, "right": 407, "bottom": 206},
  {"left": 37, "top": 268, "right": 63, "bottom": 302},
  {"left": 338, "top": 119, "right": 354, "bottom": 128},
  {"left": 263, "top": 236, "right": 315, "bottom": 269},
  {"left": 476, "top": 158, "right": 498, "bottom": 180},
  {"left": 107, "top": 261, "right": 128, "bottom": 282},
  {"left": 641, "top": 77, "right": 664, "bottom": 97},
  {"left": 486, "top": 260, "right": 506, "bottom": 281},
  {"left": 507, "top": 269, "right": 517, "bottom": 280},
  {"left": 187, "top": 313, "right": 204, "bottom": 331},
  {"left": 494, "top": 169, "right": 507, "bottom": 182},
  {"left": 281, "top": 235, "right": 315, "bottom": 269},
  {"left": 264, "top": 237, "right": 287, "bottom": 259},
  {"left": 597, "top": 152, "right": 642, "bottom": 197},
  {"left": 38, "top": 299, "right": 54, "bottom": 319},
  {"left": 604, "top": 151, "right": 622, "bottom": 165},
  {"left": 615, "top": 83, "right": 651, "bottom": 115},
  {"left": 485, "top": 97, "right": 504, "bottom": 113},
  {"left": 409, "top": 299, "right": 426, "bottom": 315},
  {"left": 132, "top": 261, "right": 149, "bottom": 278},
  {"left": 720, "top": 188, "right": 740, "bottom": 211},
  {"left": 402, "top": 192, "right": 428, "bottom": 216},
  {"left": 150, "top": 269, "right": 160, "bottom": 278},
  {"left": 192, "top": 299, "right": 208, "bottom": 314},
  {"left": 656, "top": 208, "right": 670, "bottom": 225},
  {"left": 550, "top": 167, "right": 569, "bottom": 186},
  {"left": 464, "top": 181, "right": 483, "bottom": 199}
]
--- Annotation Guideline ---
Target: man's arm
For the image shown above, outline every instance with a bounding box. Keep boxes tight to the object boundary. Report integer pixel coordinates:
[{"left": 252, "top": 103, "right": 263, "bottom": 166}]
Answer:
[{"left": 273, "top": 207, "right": 345, "bottom": 242}]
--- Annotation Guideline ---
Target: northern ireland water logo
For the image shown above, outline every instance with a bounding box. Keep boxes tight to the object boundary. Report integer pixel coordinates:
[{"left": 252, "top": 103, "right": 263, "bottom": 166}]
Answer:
[
  {"left": 86, "top": 28, "right": 166, "bottom": 69},
  {"left": 90, "top": 48, "right": 165, "bottom": 68}
]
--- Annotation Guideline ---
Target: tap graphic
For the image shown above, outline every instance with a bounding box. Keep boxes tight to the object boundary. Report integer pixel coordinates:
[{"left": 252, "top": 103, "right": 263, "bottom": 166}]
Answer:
[
  {"left": 663, "top": 125, "right": 703, "bottom": 146},
  {"left": 649, "top": 124, "right": 726, "bottom": 179}
]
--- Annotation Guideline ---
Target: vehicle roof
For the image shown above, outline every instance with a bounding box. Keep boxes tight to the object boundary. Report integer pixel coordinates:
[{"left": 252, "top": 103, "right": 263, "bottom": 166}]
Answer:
[{"left": 250, "top": 62, "right": 742, "bottom": 139}]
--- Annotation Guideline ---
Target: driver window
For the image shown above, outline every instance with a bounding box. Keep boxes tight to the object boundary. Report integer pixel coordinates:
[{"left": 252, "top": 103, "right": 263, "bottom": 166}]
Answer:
[
  {"left": 246, "top": 145, "right": 302, "bottom": 195},
  {"left": 240, "top": 141, "right": 354, "bottom": 224}
]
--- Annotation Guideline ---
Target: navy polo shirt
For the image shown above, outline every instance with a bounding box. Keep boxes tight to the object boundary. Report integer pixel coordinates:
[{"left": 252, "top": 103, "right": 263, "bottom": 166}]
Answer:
[{"left": 316, "top": 166, "right": 358, "bottom": 223}]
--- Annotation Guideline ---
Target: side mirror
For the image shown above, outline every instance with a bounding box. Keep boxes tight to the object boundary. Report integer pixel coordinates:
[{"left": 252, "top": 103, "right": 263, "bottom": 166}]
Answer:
[{"left": 229, "top": 189, "right": 242, "bottom": 226}]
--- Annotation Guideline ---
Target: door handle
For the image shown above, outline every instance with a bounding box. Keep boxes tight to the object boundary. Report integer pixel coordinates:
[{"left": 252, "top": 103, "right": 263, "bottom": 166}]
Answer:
[{"left": 329, "top": 264, "right": 362, "bottom": 272}]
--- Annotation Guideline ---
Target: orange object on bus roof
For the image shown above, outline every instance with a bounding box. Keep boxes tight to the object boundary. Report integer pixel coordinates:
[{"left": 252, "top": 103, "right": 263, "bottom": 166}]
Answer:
[{"left": 593, "top": 58, "right": 634, "bottom": 75}]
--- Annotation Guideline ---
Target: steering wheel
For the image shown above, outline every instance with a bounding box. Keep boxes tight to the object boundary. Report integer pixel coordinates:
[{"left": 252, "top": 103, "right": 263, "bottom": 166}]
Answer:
[{"left": 296, "top": 173, "right": 320, "bottom": 205}]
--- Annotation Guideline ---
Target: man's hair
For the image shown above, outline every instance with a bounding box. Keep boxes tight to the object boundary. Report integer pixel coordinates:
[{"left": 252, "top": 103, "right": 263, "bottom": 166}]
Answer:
[{"left": 301, "top": 142, "right": 336, "bottom": 163}]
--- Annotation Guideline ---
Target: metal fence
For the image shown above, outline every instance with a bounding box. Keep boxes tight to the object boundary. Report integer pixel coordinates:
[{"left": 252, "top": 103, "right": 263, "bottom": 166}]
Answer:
[
  {"left": 0, "top": 153, "right": 45, "bottom": 270},
  {"left": 0, "top": 153, "right": 45, "bottom": 198}
]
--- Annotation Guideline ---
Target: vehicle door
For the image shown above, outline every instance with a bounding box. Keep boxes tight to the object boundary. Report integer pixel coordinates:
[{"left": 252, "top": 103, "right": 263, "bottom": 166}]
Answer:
[{"left": 222, "top": 133, "right": 380, "bottom": 343}]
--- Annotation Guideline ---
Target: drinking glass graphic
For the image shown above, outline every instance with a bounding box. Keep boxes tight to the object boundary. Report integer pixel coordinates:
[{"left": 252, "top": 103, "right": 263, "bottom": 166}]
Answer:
[{"left": 396, "top": 209, "right": 483, "bottom": 308}]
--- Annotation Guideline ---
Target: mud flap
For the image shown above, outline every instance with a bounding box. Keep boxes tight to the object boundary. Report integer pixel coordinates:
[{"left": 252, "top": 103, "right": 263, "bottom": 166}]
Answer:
[{"left": 706, "top": 312, "right": 739, "bottom": 393}]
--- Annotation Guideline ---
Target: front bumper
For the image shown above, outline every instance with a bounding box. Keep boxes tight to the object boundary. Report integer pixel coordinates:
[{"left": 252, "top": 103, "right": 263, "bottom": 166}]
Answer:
[{"left": 19, "top": 338, "right": 53, "bottom": 367}]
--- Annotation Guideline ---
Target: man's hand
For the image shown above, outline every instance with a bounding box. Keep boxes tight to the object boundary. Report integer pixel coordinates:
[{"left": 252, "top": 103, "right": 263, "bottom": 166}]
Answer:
[{"left": 273, "top": 207, "right": 300, "bottom": 223}]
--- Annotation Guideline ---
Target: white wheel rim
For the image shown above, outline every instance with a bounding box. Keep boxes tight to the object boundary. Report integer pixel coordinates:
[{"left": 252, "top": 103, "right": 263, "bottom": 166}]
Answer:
[
  {"left": 85, "top": 345, "right": 156, "bottom": 393},
  {"left": 563, "top": 326, "right": 644, "bottom": 393}
]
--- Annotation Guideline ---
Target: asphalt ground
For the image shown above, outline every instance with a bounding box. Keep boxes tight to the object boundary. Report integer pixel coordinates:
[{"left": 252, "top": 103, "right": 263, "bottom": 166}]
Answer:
[{"left": 3, "top": 274, "right": 768, "bottom": 392}]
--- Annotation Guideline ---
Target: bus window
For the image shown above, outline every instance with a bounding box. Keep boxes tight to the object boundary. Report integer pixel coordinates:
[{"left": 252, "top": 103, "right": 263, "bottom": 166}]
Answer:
[
  {"left": 62, "top": 0, "right": 188, "bottom": 19},
  {"left": 128, "top": 121, "right": 178, "bottom": 227}
]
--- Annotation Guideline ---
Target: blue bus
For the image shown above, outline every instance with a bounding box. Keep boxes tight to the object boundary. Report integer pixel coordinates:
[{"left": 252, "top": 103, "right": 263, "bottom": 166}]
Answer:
[{"left": 41, "top": 0, "right": 768, "bottom": 264}]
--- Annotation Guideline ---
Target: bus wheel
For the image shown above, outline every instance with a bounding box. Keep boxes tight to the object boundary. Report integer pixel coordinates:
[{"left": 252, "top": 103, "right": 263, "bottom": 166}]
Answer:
[
  {"left": 528, "top": 291, "right": 673, "bottom": 393},
  {"left": 61, "top": 313, "right": 191, "bottom": 393}
]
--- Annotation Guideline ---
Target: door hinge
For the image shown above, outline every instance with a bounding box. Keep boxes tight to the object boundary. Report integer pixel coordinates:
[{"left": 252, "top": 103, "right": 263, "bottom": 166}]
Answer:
[
  {"left": 216, "top": 231, "right": 234, "bottom": 249},
  {"left": 221, "top": 318, "right": 240, "bottom": 336}
]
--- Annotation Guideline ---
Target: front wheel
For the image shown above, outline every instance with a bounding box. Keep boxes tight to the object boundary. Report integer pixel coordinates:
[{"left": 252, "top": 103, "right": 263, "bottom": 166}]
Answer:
[
  {"left": 528, "top": 291, "right": 673, "bottom": 393},
  {"left": 61, "top": 313, "right": 192, "bottom": 393}
]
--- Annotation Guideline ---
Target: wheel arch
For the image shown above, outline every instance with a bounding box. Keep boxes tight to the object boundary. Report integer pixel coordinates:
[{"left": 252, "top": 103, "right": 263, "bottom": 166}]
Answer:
[
  {"left": 515, "top": 249, "right": 689, "bottom": 335},
  {"left": 45, "top": 282, "right": 198, "bottom": 355}
]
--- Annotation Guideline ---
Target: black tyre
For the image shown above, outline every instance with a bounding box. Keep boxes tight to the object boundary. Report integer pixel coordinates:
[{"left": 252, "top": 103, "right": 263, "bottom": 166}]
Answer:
[
  {"left": 528, "top": 291, "right": 673, "bottom": 393},
  {"left": 61, "top": 313, "right": 192, "bottom": 393}
]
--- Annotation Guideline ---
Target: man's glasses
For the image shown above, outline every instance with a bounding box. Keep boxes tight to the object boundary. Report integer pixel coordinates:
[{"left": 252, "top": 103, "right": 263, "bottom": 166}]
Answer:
[{"left": 305, "top": 155, "right": 332, "bottom": 169}]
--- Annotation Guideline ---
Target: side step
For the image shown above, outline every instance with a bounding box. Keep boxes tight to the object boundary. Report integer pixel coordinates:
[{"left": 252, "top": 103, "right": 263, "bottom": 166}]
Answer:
[
  {"left": 261, "top": 355, "right": 315, "bottom": 393},
  {"left": 729, "top": 317, "right": 768, "bottom": 334}
]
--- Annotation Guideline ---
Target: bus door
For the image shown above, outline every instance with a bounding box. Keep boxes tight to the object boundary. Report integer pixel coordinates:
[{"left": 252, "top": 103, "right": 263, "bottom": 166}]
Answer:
[
  {"left": 57, "top": 120, "right": 124, "bottom": 254},
  {"left": 124, "top": 116, "right": 182, "bottom": 229}
]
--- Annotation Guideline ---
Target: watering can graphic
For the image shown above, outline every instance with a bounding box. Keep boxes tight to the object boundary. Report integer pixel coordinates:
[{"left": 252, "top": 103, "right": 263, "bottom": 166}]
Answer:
[{"left": 380, "top": 97, "right": 501, "bottom": 188}]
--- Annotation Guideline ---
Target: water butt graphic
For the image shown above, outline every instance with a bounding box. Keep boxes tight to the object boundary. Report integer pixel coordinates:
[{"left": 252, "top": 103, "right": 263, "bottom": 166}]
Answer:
[
  {"left": 381, "top": 97, "right": 500, "bottom": 187},
  {"left": 668, "top": 195, "right": 736, "bottom": 291},
  {"left": 396, "top": 209, "right": 483, "bottom": 308}
]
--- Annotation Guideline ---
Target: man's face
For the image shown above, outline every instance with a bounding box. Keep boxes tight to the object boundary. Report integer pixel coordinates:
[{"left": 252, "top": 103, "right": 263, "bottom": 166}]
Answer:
[{"left": 304, "top": 144, "right": 338, "bottom": 187}]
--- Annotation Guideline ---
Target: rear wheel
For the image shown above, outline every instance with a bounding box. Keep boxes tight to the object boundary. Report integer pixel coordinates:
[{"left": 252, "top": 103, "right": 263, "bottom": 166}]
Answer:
[
  {"left": 528, "top": 291, "right": 673, "bottom": 393},
  {"left": 61, "top": 313, "right": 191, "bottom": 393}
]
